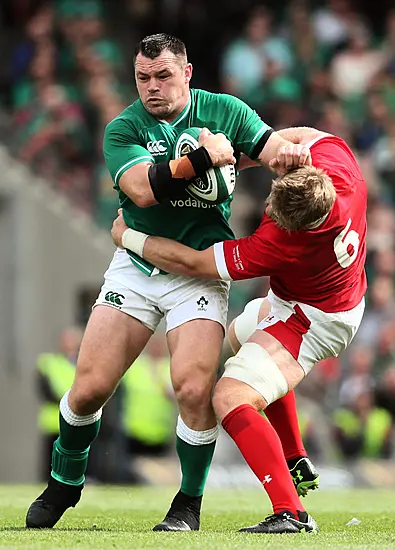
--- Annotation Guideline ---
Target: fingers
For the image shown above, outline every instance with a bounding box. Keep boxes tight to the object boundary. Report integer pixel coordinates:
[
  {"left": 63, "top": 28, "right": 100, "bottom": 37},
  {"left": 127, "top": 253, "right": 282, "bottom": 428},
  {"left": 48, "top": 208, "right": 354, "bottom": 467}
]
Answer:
[
  {"left": 276, "top": 144, "right": 312, "bottom": 172},
  {"left": 269, "top": 158, "right": 280, "bottom": 173},
  {"left": 199, "top": 127, "right": 211, "bottom": 143}
]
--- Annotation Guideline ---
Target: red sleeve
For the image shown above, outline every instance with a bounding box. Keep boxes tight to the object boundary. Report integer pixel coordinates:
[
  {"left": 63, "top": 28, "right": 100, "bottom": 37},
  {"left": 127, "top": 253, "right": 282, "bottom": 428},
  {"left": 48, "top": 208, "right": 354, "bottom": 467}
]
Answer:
[{"left": 213, "top": 231, "right": 282, "bottom": 281}]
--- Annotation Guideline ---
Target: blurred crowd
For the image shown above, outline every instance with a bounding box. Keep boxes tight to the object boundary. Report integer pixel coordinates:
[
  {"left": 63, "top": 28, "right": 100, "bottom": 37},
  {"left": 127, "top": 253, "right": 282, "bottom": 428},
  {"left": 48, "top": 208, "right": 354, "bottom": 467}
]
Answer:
[{"left": 3, "top": 0, "right": 395, "bottom": 466}]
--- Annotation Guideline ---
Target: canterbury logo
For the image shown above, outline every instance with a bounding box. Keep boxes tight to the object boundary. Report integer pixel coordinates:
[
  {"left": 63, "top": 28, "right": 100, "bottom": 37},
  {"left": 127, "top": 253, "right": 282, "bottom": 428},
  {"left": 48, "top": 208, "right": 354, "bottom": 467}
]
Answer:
[
  {"left": 105, "top": 291, "right": 125, "bottom": 307},
  {"left": 147, "top": 140, "right": 167, "bottom": 155}
]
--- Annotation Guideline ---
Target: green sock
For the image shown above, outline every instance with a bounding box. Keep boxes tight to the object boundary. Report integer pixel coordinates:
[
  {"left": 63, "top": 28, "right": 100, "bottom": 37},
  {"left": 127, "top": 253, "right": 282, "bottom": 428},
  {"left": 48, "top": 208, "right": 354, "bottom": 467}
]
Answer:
[
  {"left": 51, "top": 414, "right": 101, "bottom": 486},
  {"left": 176, "top": 436, "right": 216, "bottom": 497}
]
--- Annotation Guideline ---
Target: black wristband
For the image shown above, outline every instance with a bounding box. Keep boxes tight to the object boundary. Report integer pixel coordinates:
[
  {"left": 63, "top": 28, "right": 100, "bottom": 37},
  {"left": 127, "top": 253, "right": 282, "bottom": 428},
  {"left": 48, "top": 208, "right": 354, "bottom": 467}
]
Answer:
[
  {"left": 187, "top": 146, "right": 213, "bottom": 176},
  {"left": 148, "top": 162, "right": 188, "bottom": 203}
]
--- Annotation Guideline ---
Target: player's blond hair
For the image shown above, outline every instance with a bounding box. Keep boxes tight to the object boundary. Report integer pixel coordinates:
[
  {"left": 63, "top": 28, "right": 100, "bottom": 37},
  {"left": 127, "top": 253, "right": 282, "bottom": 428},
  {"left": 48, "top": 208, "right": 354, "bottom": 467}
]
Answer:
[{"left": 267, "top": 166, "right": 336, "bottom": 232}]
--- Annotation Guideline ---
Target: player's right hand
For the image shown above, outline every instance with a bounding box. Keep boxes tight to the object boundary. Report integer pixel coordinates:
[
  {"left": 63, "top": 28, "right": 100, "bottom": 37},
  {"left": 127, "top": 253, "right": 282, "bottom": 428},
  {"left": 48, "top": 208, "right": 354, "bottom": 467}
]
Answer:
[
  {"left": 269, "top": 144, "right": 312, "bottom": 175},
  {"left": 111, "top": 209, "right": 128, "bottom": 248},
  {"left": 199, "top": 127, "right": 236, "bottom": 167}
]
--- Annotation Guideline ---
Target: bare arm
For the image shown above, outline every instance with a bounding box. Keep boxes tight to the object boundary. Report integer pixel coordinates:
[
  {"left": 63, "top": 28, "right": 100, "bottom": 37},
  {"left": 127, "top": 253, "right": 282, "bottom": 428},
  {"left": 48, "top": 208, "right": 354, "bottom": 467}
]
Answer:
[
  {"left": 118, "top": 162, "right": 157, "bottom": 207},
  {"left": 111, "top": 209, "right": 220, "bottom": 278},
  {"left": 142, "top": 237, "right": 220, "bottom": 279},
  {"left": 274, "top": 127, "right": 331, "bottom": 146},
  {"left": 118, "top": 129, "right": 235, "bottom": 207}
]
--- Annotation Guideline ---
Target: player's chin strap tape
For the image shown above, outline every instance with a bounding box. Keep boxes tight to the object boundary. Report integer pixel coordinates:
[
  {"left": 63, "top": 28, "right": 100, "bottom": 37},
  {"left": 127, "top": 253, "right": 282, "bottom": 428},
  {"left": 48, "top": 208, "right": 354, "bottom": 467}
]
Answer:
[{"left": 148, "top": 147, "right": 213, "bottom": 203}]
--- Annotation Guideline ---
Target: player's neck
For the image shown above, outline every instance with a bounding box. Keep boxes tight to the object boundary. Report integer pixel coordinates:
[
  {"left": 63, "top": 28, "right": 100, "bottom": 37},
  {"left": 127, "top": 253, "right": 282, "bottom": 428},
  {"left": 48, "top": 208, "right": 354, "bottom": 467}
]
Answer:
[{"left": 160, "top": 92, "right": 190, "bottom": 124}]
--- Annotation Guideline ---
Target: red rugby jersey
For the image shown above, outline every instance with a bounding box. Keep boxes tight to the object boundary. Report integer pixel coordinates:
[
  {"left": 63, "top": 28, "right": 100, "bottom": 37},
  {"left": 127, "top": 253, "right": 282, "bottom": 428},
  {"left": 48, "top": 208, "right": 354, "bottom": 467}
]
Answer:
[{"left": 214, "top": 136, "right": 367, "bottom": 312}]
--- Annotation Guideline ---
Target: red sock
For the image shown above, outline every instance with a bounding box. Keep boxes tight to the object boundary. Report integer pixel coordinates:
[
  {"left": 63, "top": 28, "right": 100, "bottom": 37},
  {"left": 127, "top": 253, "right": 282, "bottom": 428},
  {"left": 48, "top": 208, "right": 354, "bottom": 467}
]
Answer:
[
  {"left": 222, "top": 404, "right": 304, "bottom": 516},
  {"left": 265, "top": 391, "right": 306, "bottom": 461}
]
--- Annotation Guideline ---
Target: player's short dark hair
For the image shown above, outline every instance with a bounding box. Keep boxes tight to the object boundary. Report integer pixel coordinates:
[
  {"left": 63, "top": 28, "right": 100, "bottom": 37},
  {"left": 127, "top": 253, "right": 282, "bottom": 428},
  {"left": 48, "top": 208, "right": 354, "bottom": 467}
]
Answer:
[
  {"left": 267, "top": 166, "right": 336, "bottom": 231},
  {"left": 134, "top": 33, "right": 187, "bottom": 62}
]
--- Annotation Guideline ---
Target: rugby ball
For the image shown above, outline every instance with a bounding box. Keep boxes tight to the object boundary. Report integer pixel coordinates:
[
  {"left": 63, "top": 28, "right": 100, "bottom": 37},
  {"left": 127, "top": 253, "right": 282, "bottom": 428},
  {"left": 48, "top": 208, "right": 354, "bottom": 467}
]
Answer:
[{"left": 173, "top": 127, "right": 236, "bottom": 205}]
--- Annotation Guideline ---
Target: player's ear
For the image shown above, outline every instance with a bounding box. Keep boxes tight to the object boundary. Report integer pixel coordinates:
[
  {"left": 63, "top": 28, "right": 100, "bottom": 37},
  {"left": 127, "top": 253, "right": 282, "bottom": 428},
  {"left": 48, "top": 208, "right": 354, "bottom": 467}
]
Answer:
[{"left": 185, "top": 63, "right": 193, "bottom": 84}]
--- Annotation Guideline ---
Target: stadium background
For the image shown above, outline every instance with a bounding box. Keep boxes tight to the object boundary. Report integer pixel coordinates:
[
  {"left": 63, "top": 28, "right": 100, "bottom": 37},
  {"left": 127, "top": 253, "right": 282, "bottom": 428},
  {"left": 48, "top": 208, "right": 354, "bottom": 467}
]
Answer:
[{"left": 0, "top": 0, "right": 395, "bottom": 490}]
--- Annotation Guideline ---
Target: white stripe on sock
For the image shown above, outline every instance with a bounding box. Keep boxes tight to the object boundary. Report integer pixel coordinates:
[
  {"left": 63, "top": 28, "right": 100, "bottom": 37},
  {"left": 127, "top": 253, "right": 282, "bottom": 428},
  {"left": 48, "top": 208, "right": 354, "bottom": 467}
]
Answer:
[
  {"left": 60, "top": 390, "right": 102, "bottom": 427},
  {"left": 176, "top": 416, "right": 219, "bottom": 446}
]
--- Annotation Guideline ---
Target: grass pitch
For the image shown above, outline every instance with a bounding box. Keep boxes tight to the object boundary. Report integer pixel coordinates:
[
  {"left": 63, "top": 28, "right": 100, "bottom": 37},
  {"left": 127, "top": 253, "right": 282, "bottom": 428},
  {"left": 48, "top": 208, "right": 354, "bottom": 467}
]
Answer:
[{"left": 0, "top": 486, "right": 395, "bottom": 549}]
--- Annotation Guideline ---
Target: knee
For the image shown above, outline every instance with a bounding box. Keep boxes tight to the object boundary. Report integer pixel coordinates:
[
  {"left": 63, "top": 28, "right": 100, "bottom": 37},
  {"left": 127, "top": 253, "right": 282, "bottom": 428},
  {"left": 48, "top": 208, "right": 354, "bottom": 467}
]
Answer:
[
  {"left": 69, "top": 377, "right": 113, "bottom": 415},
  {"left": 173, "top": 375, "right": 213, "bottom": 412}
]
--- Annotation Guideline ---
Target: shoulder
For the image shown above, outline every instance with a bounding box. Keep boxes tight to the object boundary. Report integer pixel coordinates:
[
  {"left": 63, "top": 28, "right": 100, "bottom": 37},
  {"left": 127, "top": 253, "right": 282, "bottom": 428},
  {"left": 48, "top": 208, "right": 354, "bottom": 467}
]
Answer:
[
  {"left": 105, "top": 100, "right": 146, "bottom": 135},
  {"left": 310, "top": 136, "right": 363, "bottom": 182},
  {"left": 193, "top": 88, "right": 248, "bottom": 109}
]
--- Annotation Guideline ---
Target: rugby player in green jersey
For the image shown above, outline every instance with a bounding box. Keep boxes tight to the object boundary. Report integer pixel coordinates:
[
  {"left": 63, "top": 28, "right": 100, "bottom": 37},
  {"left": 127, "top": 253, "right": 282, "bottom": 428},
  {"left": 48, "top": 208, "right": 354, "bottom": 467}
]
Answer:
[{"left": 26, "top": 33, "right": 315, "bottom": 531}]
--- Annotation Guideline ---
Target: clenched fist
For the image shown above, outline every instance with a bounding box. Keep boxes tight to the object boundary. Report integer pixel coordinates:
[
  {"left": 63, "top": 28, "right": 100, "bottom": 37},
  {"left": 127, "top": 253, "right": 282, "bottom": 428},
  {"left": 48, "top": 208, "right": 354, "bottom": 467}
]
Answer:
[
  {"left": 269, "top": 144, "right": 312, "bottom": 175},
  {"left": 199, "top": 127, "right": 236, "bottom": 167}
]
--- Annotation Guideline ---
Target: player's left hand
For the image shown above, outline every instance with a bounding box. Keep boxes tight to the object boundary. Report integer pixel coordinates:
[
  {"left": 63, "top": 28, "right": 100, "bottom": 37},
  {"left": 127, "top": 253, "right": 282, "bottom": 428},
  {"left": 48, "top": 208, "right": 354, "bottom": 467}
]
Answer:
[
  {"left": 269, "top": 144, "right": 312, "bottom": 175},
  {"left": 111, "top": 209, "right": 128, "bottom": 248}
]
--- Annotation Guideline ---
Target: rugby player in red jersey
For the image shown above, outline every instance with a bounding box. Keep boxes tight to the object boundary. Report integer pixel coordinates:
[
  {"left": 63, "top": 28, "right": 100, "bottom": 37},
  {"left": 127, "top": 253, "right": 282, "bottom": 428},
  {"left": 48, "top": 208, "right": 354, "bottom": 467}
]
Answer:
[{"left": 111, "top": 127, "right": 367, "bottom": 534}]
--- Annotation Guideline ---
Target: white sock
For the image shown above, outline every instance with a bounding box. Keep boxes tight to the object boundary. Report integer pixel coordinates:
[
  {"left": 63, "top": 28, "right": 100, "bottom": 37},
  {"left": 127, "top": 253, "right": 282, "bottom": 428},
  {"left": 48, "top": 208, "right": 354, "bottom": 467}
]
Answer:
[
  {"left": 60, "top": 390, "right": 102, "bottom": 427},
  {"left": 176, "top": 415, "right": 219, "bottom": 446}
]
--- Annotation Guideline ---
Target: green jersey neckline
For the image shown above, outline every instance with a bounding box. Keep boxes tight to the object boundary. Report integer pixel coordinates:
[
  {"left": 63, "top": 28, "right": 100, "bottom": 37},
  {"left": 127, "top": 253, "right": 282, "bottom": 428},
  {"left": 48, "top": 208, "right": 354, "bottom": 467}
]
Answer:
[{"left": 157, "top": 95, "right": 191, "bottom": 127}]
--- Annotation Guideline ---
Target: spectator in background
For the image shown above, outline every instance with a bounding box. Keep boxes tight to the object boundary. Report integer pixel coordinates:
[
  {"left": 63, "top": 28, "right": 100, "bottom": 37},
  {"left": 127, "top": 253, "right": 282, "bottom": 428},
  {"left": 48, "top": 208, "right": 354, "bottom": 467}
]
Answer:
[
  {"left": 36, "top": 326, "right": 83, "bottom": 480},
  {"left": 373, "top": 321, "right": 395, "bottom": 374},
  {"left": 371, "top": 120, "right": 395, "bottom": 204},
  {"left": 339, "top": 346, "right": 374, "bottom": 407},
  {"left": 221, "top": 7, "right": 293, "bottom": 111},
  {"left": 355, "top": 275, "right": 395, "bottom": 348},
  {"left": 330, "top": 24, "right": 385, "bottom": 101},
  {"left": 333, "top": 387, "right": 393, "bottom": 459},
  {"left": 375, "top": 364, "right": 395, "bottom": 421},
  {"left": 313, "top": 0, "right": 358, "bottom": 49},
  {"left": 367, "top": 204, "right": 395, "bottom": 254}
]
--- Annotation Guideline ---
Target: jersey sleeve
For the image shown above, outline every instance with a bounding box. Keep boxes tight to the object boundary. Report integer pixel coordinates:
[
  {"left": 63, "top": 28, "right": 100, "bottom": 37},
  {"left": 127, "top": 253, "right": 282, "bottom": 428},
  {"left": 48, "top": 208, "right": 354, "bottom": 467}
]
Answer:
[
  {"left": 217, "top": 94, "right": 272, "bottom": 159},
  {"left": 213, "top": 231, "right": 282, "bottom": 281},
  {"left": 103, "top": 116, "right": 154, "bottom": 189}
]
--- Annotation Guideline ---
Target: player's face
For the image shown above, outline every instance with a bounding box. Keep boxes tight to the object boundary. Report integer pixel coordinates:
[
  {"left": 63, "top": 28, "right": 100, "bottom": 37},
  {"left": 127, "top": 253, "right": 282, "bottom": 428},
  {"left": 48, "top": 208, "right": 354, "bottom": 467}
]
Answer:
[{"left": 135, "top": 51, "right": 192, "bottom": 121}]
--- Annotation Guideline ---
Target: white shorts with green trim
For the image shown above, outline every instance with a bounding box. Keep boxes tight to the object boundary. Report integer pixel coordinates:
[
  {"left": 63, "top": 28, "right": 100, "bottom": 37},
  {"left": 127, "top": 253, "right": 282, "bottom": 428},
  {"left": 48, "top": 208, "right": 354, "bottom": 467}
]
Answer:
[{"left": 94, "top": 248, "right": 230, "bottom": 333}]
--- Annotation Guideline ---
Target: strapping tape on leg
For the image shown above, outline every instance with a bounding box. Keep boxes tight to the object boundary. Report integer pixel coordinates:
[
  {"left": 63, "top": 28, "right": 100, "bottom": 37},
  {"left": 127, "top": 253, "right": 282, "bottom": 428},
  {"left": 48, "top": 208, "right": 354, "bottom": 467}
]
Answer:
[
  {"left": 233, "top": 298, "right": 265, "bottom": 346},
  {"left": 222, "top": 342, "right": 288, "bottom": 405}
]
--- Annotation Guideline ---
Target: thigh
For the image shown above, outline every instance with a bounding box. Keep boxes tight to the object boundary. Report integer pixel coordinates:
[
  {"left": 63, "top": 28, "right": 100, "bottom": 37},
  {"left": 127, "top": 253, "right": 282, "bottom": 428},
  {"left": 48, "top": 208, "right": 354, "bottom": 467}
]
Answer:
[
  {"left": 167, "top": 319, "right": 224, "bottom": 391},
  {"left": 73, "top": 305, "right": 153, "bottom": 397}
]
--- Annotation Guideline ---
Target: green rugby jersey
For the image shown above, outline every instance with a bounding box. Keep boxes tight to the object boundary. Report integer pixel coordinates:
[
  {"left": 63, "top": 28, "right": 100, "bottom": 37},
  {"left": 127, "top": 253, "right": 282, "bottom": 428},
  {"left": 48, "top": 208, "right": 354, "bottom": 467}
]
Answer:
[{"left": 103, "top": 88, "right": 271, "bottom": 275}]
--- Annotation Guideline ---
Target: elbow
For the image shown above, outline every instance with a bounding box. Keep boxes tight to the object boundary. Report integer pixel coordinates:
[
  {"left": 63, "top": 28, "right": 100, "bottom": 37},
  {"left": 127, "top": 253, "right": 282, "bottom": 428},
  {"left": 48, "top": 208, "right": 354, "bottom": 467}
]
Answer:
[{"left": 132, "top": 190, "right": 156, "bottom": 208}]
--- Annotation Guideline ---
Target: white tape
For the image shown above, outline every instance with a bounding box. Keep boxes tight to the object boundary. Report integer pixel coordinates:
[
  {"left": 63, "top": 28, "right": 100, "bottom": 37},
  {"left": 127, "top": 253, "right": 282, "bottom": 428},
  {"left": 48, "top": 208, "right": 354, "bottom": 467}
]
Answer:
[
  {"left": 122, "top": 228, "right": 149, "bottom": 257},
  {"left": 223, "top": 342, "right": 288, "bottom": 405},
  {"left": 233, "top": 298, "right": 265, "bottom": 346}
]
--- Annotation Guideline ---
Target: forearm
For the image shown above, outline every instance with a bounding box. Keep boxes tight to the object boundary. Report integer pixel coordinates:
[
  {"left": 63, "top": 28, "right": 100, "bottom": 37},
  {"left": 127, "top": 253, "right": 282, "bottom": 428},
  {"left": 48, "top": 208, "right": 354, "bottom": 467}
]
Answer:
[
  {"left": 275, "top": 127, "right": 330, "bottom": 145},
  {"left": 144, "top": 237, "right": 210, "bottom": 277},
  {"left": 119, "top": 162, "right": 158, "bottom": 207},
  {"left": 121, "top": 228, "right": 220, "bottom": 279},
  {"left": 119, "top": 147, "right": 214, "bottom": 207}
]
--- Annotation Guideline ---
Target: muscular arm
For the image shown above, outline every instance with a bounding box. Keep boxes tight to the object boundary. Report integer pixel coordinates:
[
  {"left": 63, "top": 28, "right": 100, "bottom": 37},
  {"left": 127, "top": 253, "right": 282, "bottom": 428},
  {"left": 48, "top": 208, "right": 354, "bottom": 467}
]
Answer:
[
  {"left": 119, "top": 162, "right": 157, "bottom": 207},
  {"left": 142, "top": 237, "right": 220, "bottom": 279},
  {"left": 274, "top": 127, "right": 331, "bottom": 146}
]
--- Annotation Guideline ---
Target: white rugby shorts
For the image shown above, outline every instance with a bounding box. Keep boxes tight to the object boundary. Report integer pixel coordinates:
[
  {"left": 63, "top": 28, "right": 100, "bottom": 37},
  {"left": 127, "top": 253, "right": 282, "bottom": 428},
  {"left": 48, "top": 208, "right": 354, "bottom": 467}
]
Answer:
[
  {"left": 94, "top": 248, "right": 230, "bottom": 333},
  {"left": 249, "top": 290, "right": 365, "bottom": 374}
]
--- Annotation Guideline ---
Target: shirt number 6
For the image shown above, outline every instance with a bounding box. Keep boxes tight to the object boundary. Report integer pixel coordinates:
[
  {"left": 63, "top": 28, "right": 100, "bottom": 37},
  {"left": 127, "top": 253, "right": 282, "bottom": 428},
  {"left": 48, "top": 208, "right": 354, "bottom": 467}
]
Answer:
[{"left": 334, "top": 218, "right": 360, "bottom": 268}]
